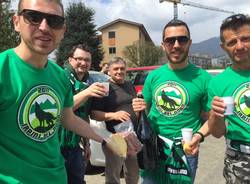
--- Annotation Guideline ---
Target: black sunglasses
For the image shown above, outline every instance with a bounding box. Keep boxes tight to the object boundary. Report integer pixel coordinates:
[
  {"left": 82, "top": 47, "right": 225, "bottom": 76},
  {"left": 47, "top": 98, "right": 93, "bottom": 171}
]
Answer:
[
  {"left": 222, "top": 14, "right": 250, "bottom": 27},
  {"left": 18, "top": 9, "right": 65, "bottom": 29},
  {"left": 164, "top": 36, "right": 189, "bottom": 46}
]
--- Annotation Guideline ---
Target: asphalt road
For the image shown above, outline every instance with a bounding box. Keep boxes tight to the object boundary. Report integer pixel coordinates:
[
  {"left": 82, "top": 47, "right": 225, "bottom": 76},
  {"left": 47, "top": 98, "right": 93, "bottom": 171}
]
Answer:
[{"left": 85, "top": 136, "right": 226, "bottom": 184}]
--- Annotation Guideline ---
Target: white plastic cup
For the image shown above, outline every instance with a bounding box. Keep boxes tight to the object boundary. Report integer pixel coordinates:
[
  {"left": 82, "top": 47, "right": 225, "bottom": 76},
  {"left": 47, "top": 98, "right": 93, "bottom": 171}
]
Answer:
[
  {"left": 181, "top": 128, "right": 193, "bottom": 143},
  {"left": 221, "top": 96, "right": 234, "bottom": 115},
  {"left": 102, "top": 82, "right": 109, "bottom": 96}
]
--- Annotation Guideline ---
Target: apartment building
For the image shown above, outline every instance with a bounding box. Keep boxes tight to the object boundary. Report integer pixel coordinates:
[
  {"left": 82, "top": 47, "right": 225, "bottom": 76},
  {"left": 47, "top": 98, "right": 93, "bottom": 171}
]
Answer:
[
  {"left": 189, "top": 54, "right": 212, "bottom": 69},
  {"left": 98, "top": 19, "right": 153, "bottom": 64}
]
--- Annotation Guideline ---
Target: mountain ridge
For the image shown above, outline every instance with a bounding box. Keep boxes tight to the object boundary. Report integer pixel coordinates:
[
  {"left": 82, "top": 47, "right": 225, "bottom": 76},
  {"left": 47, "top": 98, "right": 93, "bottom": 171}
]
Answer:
[{"left": 190, "top": 37, "right": 226, "bottom": 58}]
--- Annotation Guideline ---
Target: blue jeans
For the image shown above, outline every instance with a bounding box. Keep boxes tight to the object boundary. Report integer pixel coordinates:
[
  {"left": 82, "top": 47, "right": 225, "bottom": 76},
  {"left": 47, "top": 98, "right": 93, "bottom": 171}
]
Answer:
[
  {"left": 186, "top": 154, "right": 199, "bottom": 182},
  {"left": 141, "top": 154, "right": 199, "bottom": 184},
  {"left": 61, "top": 146, "right": 86, "bottom": 184}
]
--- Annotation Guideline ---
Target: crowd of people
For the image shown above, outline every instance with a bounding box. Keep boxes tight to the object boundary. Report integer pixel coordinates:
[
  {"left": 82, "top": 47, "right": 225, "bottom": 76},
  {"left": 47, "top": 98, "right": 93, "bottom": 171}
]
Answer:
[{"left": 0, "top": 0, "right": 250, "bottom": 184}]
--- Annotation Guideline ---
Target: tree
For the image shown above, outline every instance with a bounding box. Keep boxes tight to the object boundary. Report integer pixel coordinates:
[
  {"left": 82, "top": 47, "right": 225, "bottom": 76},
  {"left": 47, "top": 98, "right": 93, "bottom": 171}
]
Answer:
[
  {"left": 0, "top": 0, "right": 20, "bottom": 52},
  {"left": 123, "top": 41, "right": 164, "bottom": 67},
  {"left": 56, "top": 2, "right": 103, "bottom": 69}
]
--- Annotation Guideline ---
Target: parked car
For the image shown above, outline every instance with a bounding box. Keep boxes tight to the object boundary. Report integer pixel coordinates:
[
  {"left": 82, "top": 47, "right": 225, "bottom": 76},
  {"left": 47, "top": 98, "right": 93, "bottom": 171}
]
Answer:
[
  {"left": 88, "top": 70, "right": 110, "bottom": 83},
  {"left": 126, "top": 66, "right": 224, "bottom": 93},
  {"left": 126, "top": 65, "right": 160, "bottom": 93},
  {"left": 84, "top": 71, "right": 110, "bottom": 170},
  {"left": 206, "top": 69, "right": 224, "bottom": 76}
]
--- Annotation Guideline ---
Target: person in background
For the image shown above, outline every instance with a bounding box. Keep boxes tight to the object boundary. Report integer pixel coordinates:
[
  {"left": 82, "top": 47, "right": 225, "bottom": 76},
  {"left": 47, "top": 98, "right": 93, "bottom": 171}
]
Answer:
[
  {"left": 59, "top": 43, "right": 107, "bottom": 184},
  {"left": 208, "top": 14, "right": 250, "bottom": 183},
  {"left": 0, "top": 0, "right": 114, "bottom": 183},
  {"left": 91, "top": 57, "right": 140, "bottom": 184},
  {"left": 132, "top": 19, "right": 211, "bottom": 184},
  {"left": 100, "top": 61, "right": 109, "bottom": 74}
]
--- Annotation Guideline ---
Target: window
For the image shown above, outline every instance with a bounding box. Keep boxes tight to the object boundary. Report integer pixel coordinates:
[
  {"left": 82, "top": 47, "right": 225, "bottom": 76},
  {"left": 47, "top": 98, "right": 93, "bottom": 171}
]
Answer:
[
  {"left": 108, "top": 31, "right": 115, "bottom": 38},
  {"left": 109, "top": 47, "right": 116, "bottom": 54}
]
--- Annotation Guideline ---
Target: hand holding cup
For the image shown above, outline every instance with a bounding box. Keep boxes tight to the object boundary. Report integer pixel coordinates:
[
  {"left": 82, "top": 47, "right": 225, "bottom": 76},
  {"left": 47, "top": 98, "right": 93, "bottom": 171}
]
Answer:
[
  {"left": 221, "top": 96, "right": 234, "bottom": 115},
  {"left": 181, "top": 128, "right": 193, "bottom": 154}
]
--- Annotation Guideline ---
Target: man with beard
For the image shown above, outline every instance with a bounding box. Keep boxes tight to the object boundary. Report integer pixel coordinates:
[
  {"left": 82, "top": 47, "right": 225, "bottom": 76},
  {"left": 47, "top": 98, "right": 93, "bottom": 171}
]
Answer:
[{"left": 132, "top": 19, "right": 211, "bottom": 184}]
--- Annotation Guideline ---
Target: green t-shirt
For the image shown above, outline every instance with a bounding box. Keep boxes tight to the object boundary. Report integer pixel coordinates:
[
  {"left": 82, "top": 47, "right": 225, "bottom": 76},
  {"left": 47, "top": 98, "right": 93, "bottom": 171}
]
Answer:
[
  {"left": 58, "top": 64, "right": 89, "bottom": 148},
  {"left": 143, "top": 63, "right": 211, "bottom": 139},
  {"left": 207, "top": 66, "right": 250, "bottom": 143},
  {"left": 0, "top": 49, "right": 73, "bottom": 184}
]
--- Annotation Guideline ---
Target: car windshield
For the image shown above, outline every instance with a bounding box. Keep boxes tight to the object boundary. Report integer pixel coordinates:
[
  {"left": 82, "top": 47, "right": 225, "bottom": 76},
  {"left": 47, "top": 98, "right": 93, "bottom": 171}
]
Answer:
[
  {"left": 89, "top": 71, "right": 110, "bottom": 83},
  {"left": 126, "top": 66, "right": 160, "bottom": 84},
  {"left": 133, "top": 71, "right": 149, "bottom": 85}
]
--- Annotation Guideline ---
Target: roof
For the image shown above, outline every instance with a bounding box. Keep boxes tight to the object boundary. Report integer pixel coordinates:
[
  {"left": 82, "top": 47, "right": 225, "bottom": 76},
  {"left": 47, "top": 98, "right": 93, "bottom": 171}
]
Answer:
[
  {"left": 127, "top": 65, "right": 160, "bottom": 71},
  {"left": 98, "top": 18, "right": 153, "bottom": 43}
]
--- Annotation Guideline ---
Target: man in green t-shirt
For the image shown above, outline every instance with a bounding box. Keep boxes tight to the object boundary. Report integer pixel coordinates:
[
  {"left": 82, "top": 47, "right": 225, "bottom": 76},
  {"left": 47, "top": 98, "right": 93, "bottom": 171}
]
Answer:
[
  {"left": 59, "top": 44, "right": 107, "bottom": 184},
  {"left": 208, "top": 14, "right": 250, "bottom": 183},
  {"left": 0, "top": 1, "right": 110, "bottom": 184},
  {"left": 132, "top": 19, "right": 211, "bottom": 184}
]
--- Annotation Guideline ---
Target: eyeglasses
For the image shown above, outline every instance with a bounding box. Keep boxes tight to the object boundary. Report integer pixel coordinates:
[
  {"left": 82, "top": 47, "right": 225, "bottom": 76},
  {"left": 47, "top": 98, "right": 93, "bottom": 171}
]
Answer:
[
  {"left": 18, "top": 9, "right": 65, "bottom": 29},
  {"left": 222, "top": 14, "right": 250, "bottom": 27},
  {"left": 163, "top": 36, "right": 189, "bottom": 47},
  {"left": 72, "top": 57, "right": 91, "bottom": 62}
]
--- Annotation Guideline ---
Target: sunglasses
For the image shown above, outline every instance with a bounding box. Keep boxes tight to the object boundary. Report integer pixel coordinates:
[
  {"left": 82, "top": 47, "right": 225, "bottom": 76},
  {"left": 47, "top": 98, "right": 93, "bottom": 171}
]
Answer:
[
  {"left": 18, "top": 9, "right": 65, "bottom": 29},
  {"left": 222, "top": 14, "right": 250, "bottom": 27},
  {"left": 163, "top": 36, "right": 189, "bottom": 47}
]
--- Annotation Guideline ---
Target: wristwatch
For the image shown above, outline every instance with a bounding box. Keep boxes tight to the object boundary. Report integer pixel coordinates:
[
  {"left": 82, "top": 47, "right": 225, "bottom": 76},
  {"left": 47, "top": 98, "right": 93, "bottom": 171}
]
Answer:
[
  {"left": 195, "top": 132, "right": 204, "bottom": 143},
  {"left": 102, "top": 139, "right": 107, "bottom": 147}
]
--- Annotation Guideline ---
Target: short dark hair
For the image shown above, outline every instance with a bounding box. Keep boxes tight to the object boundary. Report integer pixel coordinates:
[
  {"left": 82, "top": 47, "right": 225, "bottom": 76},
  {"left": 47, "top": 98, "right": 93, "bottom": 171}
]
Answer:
[
  {"left": 220, "top": 14, "right": 250, "bottom": 42},
  {"left": 162, "top": 19, "right": 190, "bottom": 41},
  {"left": 18, "top": 0, "right": 64, "bottom": 16},
  {"left": 68, "top": 43, "right": 92, "bottom": 58},
  {"left": 108, "top": 57, "right": 126, "bottom": 68}
]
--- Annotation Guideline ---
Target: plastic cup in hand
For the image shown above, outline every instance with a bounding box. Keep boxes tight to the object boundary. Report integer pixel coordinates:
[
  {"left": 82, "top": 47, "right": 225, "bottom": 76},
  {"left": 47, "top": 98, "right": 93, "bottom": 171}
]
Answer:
[
  {"left": 181, "top": 128, "right": 193, "bottom": 143},
  {"left": 102, "top": 82, "right": 109, "bottom": 96},
  {"left": 221, "top": 96, "right": 234, "bottom": 115}
]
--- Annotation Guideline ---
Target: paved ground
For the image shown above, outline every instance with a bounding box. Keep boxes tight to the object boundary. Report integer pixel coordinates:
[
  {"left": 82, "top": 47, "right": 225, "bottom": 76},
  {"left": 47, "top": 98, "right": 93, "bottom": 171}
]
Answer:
[{"left": 85, "top": 136, "right": 226, "bottom": 184}]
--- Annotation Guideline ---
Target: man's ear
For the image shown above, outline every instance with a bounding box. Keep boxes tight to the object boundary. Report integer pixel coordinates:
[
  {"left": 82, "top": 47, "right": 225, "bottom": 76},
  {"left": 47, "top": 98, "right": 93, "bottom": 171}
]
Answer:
[
  {"left": 13, "top": 15, "right": 20, "bottom": 32},
  {"left": 188, "top": 39, "right": 192, "bottom": 46},
  {"left": 161, "top": 42, "right": 165, "bottom": 51},
  {"left": 68, "top": 57, "right": 73, "bottom": 65},
  {"left": 220, "top": 42, "right": 226, "bottom": 51},
  {"left": 60, "top": 24, "right": 66, "bottom": 40}
]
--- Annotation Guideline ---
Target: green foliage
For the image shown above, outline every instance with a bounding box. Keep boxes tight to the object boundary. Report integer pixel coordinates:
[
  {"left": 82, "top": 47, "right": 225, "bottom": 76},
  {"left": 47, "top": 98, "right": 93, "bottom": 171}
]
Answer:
[
  {"left": 124, "top": 41, "right": 164, "bottom": 67},
  {"left": 0, "top": 0, "right": 20, "bottom": 52},
  {"left": 56, "top": 2, "right": 103, "bottom": 69}
]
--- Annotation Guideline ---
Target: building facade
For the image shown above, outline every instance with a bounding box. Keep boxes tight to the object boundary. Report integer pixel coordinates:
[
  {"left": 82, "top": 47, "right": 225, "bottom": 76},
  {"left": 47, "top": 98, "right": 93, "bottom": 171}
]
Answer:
[
  {"left": 98, "top": 19, "right": 153, "bottom": 65},
  {"left": 189, "top": 54, "right": 212, "bottom": 69}
]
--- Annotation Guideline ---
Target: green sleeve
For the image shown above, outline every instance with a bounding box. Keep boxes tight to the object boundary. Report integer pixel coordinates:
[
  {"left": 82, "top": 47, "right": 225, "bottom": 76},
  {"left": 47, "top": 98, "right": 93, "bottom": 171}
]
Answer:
[
  {"left": 0, "top": 173, "right": 22, "bottom": 184},
  {"left": 142, "top": 72, "right": 153, "bottom": 111}
]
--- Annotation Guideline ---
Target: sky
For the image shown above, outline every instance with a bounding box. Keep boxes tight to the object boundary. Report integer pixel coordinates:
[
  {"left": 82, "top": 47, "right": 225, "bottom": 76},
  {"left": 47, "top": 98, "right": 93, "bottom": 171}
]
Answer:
[
  {"left": 12, "top": 0, "right": 250, "bottom": 45},
  {"left": 63, "top": 0, "right": 250, "bottom": 45}
]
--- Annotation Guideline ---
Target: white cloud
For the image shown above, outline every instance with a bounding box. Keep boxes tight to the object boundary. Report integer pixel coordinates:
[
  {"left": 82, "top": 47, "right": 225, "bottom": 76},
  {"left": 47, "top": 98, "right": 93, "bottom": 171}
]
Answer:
[
  {"left": 12, "top": 0, "right": 250, "bottom": 45},
  {"left": 79, "top": 0, "right": 250, "bottom": 45}
]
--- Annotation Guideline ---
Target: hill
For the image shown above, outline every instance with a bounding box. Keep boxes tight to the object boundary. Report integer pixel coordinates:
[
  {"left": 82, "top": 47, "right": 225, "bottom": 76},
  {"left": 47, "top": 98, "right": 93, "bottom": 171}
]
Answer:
[{"left": 190, "top": 37, "right": 226, "bottom": 58}]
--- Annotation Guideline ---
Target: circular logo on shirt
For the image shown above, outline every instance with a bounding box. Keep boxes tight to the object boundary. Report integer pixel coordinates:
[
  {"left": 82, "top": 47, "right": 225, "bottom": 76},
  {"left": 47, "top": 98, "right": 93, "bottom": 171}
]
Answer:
[
  {"left": 233, "top": 82, "right": 250, "bottom": 124},
  {"left": 154, "top": 81, "right": 189, "bottom": 117},
  {"left": 18, "top": 85, "right": 61, "bottom": 142}
]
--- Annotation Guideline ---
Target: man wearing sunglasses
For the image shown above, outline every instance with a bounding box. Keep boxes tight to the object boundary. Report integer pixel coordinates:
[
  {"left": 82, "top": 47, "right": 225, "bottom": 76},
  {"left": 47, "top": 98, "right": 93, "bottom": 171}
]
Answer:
[
  {"left": 208, "top": 14, "right": 250, "bottom": 183},
  {"left": 132, "top": 19, "right": 211, "bottom": 184},
  {"left": 59, "top": 44, "right": 107, "bottom": 184},
  {"left": 0, "top": 0, "right": 116, "bottom": 184}
]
